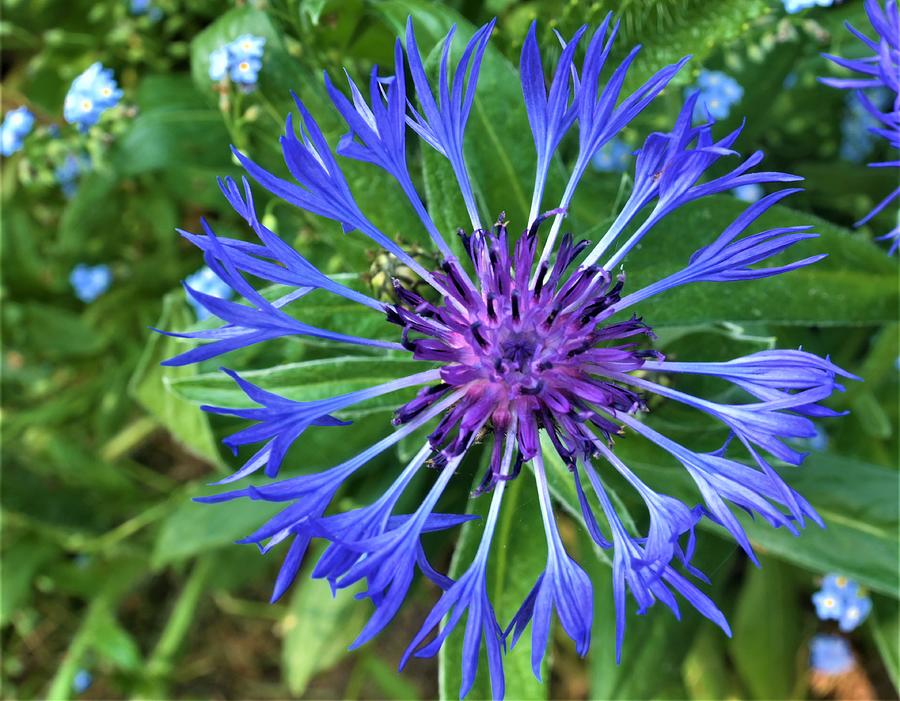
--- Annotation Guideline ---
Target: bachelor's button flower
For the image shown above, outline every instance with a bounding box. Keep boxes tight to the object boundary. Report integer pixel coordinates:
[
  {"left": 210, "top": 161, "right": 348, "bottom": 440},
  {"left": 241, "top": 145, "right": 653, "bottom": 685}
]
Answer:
[
  {"left": 809, "top": 635, "right": 854, "bottom": 675},
  {"left": 784, "top": 0, "right": 834, "bottom": 13},
  {"left": 1, "top": 107, "right": 35, "bottom": 156},
  {"left": 822, "top": 0, "right": 900, "bottom": 253},
  {"left": 64, "top": 63, "right": 122, "bottom": 131},
  {"left": 733, "top": 183, "right": 764, "bottom": 202},
  {"left": 690, "top": 70, "right": 743, "bottom": 120},
  {"left": 185, "top": 265, "right": 234, "bottom": 320},
  {"left": 70, "top": 264, "right": 111, "bottom": 303},
  {"left": 591, "top": 138, "right": 633, "bottom": 172},
  {"left": 165, "top": 17, "right": 852, "bottom": 699}
]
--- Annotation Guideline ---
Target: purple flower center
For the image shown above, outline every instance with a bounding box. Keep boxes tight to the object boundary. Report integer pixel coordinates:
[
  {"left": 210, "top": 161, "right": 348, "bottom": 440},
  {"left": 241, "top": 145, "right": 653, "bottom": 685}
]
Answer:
[{"left": 388, "top": 213, "right": 659, "bottom": 489}]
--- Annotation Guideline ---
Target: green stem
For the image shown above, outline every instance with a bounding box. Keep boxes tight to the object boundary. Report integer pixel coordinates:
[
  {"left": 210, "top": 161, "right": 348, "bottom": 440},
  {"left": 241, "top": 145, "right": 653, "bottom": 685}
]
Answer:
[{"left": 136, "top": 556, "right": 214, "bottom": 699}]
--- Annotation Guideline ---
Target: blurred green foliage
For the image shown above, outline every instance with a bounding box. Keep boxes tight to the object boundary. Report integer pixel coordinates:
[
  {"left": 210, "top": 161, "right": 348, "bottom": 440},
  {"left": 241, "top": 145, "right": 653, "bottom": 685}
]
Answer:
[{"left": 1, "top": 0, "right": 897, "bottom": 699}]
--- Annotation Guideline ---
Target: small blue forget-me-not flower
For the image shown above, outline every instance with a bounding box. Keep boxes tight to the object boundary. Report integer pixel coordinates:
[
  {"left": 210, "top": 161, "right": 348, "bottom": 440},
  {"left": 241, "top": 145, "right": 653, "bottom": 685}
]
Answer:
[
  {"left": 185, "top": 266, "right": 234, "bottom": 320},
  {"left": 784, "top": 0, "right": 835, "bottom": 13},
  {"left": 1, "top": 107, "right": 35, "bottom": 156},
  {"left": 812, "top": 574, "right": 872, "bottom": 631},
  {"left": 810, "top": 635, "right": 854, "bottom": 675},
  {"left": 689, "top": 70, "right": 744, "bottom": 120},
  {"left": 208, "top": 35, "right": 266, "bottom": 90},
  {"left": 70, "top": 264, "right": 112, "bottom": 303},
  {"left": 64, "top": 63, "right": 122, "bottom": 131},
  {"left": 591, "top": 138, "right": 632, "bottom": 172}
]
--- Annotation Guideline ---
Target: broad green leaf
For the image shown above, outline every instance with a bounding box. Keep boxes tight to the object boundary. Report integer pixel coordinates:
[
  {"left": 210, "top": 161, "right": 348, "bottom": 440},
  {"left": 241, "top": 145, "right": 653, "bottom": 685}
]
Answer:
[
  {"left": 439, "top": 472, "right": 548, "bottom": 701},
  {"left": 113, "top": 74, "right": 231, "bottom": 176},
  {"left": 616, "top": 196, "right": 898, "bottom": 327},
  {"left": 88, "top": 607, "right": 143, "bottom": 672},
  {"left": 128, "top": 291, "right": 222, "bottom": 466},
  {"left": 728, "top": 557, "right": 806, "bottom": 700},
  {"left": 868, "top": 595, "right": 900, "bottom": 693},
  {"left": 281, "top": 570, "right": 368, "bottom": 696},
  {"left": 169, "top": 356, "right": 430, "bottom": 414},
  {"left": 683, "top": 627, "right": 739, "bottom": 700}
]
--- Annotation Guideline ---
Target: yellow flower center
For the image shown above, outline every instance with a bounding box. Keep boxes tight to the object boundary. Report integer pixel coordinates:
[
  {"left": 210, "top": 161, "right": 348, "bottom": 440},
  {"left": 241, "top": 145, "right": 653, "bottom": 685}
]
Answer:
[{"left": 81, "top": 99, "right": 93, "bottom": 111}]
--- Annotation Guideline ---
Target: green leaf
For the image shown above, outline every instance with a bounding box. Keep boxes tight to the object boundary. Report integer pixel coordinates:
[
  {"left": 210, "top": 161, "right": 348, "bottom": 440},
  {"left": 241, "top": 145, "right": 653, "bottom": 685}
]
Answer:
[
  {"left": 169, "top": 356, "right": 429, "bottom": 414},
  {"left": 128, "top": 291, "right": 222, "bottom": 466},
  {"left": 113, "top": 74, "right": 232, "bottom": 176},
  {"left": 151, "top": 486, "right": 280, "bottom": 567},
  {"left": 868, "top": 594, "right": 900, "bottom": 693},
  {"left": 728, "top": 557, "right": 806, "bottom": 700},
  {"left": 87, "top": 607, "right": 143, "bottom": 672},
  {"left": 0, "top": 537, "right": 57, "bottom": 626},
  {"left": 439, "top": 470, "right": 548, "bottom": 700},
  {"left": 619, "top": 196, "right": 898, "bottom": 327},
  {"left": 281, "top": 570, "right": 368, "bottom": 696}
]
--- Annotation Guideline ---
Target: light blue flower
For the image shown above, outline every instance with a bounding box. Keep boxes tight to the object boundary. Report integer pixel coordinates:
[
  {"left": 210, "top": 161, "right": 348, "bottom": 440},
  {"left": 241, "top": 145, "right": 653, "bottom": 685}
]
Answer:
[
  {"left": 229, "top": 34, "right": 266, "bottom": 61},
  {"left": 838, "top": 590, "right": 872, "bottom": 632},
  {"left": 70, "top": 263, "right": 112, "bottom": 303},
  {"left": 689, "top": 70, "right": 744, "bottom": 120},
  {"left": 55, "top": 153, "right": 90, "bottom": 198},
  {"left": 733, "top": 183, "right": 764, "bottom": 202},
  {"left": 229, "top": 56, "right": 263, "bottom": 87},
  {"left": 591, "top": 138, "right": 632, "bottom": 172},
  {"left": 72, "top": 669, "right": 93, "bottom": 694},
  {"left": 784, "top": 0, "right": 835, "bottom": 13},
  {"left": 209, "top": 47, "right": 230, "bottom": 82},
  {"left": 1, "top": 107, "right": 35, "bottom": 156},
  {"left": 185, "top": 265, "right": 234, "bottom": 320},
  {"left": 812, "top": 573, "right": 872, "bottom": 631},
  {"left": 64, "top": 63, "right": 122, "bottom": 131},
  {"left": 810, "top": 635, "right": 854, "bottom": 675}
]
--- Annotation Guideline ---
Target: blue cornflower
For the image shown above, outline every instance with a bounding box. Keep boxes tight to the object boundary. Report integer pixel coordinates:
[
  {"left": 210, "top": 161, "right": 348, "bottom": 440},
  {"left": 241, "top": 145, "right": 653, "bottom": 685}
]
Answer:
[
  {"left": 184, "top": 265, "right": 234, "bottom": 320},
  {"left": 689, "top": 70, "right": 743, "bottom": 120},
  {"left": 733, "top": 183, "right": 764, "bottom": 202},
  {"left": 70, "top": 264, "right": 112, "bottom": 303},
  {"left": 591, "top": 138, "right": 632, "bottom": 172},
  {"left": 822, "top": 0, "right": 900, "bottom": 253},
  {"left": 208, "top": 35, "right": 266, "bottom": 90},
  {"left": 166, "top": 17, "right": 852, "bottom": 699},
  {"left": 784, "top": 0, "right": 835, "bottom": 12},
  {"left": 64, "top": 63, "right": 122, "bottom": 132},
  {"left": 55, "top": 153, "right": 90, "bottom": 198},
  {"left": 809, "top": 635, "right": 854, "bottom": 675},
  {"left": 1, "top": 107, "right": 35, "bottom": 156},
  {"left": 72, "top": 669, "right": 93, "bottom": 694}
]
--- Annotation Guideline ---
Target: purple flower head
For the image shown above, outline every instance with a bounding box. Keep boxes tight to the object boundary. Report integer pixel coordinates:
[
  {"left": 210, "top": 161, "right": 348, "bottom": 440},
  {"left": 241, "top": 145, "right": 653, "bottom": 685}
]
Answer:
[
  {"left": 822, "top": 0, "right": 900, "bottom": 253},
  {"left": 167, "top": 16, "right": 852, "bottom": 699}
]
